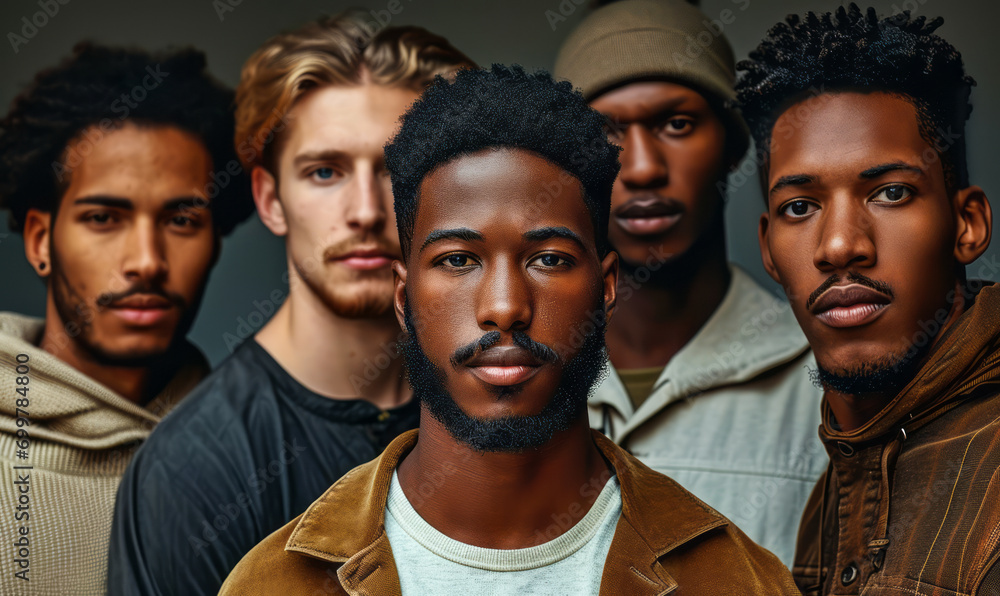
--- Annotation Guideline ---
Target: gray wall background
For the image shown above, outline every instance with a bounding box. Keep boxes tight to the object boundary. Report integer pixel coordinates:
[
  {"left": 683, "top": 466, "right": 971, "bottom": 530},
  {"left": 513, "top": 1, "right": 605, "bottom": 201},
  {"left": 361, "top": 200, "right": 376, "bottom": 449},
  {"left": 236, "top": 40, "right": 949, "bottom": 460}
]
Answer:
[{"left": 0, "top": 0, "right": 997, "bottom": 365}]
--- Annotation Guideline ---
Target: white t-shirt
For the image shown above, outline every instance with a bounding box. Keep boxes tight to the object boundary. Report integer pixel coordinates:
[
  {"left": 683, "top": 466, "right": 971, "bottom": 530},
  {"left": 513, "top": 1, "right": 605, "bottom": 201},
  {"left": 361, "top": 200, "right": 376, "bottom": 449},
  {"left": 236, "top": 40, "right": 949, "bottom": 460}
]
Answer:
[{"left": 384, "top": 470, "right": 622, "bottom": 595}]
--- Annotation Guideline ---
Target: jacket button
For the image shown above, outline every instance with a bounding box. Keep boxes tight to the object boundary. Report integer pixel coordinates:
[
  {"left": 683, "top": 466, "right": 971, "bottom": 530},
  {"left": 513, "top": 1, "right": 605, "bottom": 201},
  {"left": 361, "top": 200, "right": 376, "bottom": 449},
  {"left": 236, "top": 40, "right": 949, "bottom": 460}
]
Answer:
[
  {"left": 838, "top": 442, "right": 855, "bottom": 457},
  {"left": 841, "top": 563, "right": 858, "bottom": 585}
]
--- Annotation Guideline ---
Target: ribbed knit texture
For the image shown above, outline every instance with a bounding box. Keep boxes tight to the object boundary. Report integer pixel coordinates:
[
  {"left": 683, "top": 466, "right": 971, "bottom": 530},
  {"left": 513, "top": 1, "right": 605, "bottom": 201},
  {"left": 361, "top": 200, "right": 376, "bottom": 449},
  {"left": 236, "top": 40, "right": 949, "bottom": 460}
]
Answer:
[
  {"left": 385, "top": 470, "right": 621, "bottom": 594},
  {"left": 0, "top": 312, "right": 208, "bottom": 595}
]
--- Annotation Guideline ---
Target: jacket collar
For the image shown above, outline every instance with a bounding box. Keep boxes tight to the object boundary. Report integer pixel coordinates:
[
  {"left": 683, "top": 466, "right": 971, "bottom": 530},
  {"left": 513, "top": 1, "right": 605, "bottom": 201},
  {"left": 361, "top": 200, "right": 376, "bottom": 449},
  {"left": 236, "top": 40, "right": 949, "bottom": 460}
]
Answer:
[
  {"left": 284, "top": 429, "right": 728, "bottom": 595},
  {"left": 591, "top": 265, "right": 810, "bottom": 427}
]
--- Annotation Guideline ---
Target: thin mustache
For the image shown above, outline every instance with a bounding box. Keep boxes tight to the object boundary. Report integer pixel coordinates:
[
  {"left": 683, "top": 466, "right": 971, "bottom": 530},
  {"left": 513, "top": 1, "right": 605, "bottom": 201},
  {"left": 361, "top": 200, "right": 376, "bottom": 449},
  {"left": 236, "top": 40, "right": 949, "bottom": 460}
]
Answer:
[
  {"left": 450, "top": 331, "right": 558, "bottom": 367},
  {"left": 97, "top": 285, "right": 184, "bottom": 309},
  {"left": 806, "top": 272, "right": 895, "bottom": 310}
]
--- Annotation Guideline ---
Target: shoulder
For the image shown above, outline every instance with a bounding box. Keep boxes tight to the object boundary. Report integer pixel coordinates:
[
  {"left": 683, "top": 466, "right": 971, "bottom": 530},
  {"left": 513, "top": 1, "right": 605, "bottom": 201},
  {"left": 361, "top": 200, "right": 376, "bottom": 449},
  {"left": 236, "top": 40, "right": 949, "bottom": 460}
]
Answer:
[
  {"left": 125, "top": 342, "right": 284, "bottom": 488},
  {"left": 219, "top": 514, "right": 343, "bottom": 595}
]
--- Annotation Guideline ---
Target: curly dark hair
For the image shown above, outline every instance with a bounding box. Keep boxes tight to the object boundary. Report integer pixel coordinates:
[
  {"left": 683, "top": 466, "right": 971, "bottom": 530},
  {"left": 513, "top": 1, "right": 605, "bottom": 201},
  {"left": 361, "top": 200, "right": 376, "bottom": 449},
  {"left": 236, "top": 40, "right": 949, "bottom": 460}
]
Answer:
[
  {"left": 736, "top": 3, "right": 975, "bottom": 193},
  {"left": 384, "top": 64, "right": 621, "bottom": 259},
  {"left": 0, "top": 42, "right": 253, "bottom": 234}
]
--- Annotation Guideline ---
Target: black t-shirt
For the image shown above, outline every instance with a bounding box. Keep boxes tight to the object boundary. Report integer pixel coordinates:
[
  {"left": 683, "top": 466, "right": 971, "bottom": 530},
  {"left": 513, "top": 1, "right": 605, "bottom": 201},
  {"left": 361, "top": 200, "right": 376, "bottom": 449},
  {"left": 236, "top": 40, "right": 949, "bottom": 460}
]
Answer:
[{"left": 107, "top": 339, "right": 419, "bottom": 596}]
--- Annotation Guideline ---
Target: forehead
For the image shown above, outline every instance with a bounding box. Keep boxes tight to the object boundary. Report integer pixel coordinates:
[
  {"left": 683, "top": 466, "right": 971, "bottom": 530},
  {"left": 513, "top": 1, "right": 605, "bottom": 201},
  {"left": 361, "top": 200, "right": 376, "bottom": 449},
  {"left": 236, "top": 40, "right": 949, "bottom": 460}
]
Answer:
[
  {"left": 414, "top": 148, "right": 593, "bottom": 243},
  {"left": 590, "top": 80, "right": 710, "bottom": 118},
  {"left": 282, "top": 83, "right": 419, "bottom": 160},
  {"left": 63, "top": 123, "right": 212, "bottom": 202},
  {"left": 768, "top": 92, "right": 933, "bottom": 185}
]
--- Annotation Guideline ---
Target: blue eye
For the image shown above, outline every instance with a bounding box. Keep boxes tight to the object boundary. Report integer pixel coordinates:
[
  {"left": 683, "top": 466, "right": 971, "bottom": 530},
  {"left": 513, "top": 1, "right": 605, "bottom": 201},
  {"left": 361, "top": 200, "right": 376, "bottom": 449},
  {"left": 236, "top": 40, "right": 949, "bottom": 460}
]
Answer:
[{"left": 312, "top": 167, "right": 336, "bottom": 180}]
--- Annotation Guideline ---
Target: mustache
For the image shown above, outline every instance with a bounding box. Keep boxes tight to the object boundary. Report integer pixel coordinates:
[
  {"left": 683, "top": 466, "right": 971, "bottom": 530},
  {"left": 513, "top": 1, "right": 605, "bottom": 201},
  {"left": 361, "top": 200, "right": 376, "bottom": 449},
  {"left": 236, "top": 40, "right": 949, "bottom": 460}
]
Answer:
[
  {"left": 806, "top": 271, "right": 895, "bottom": 311},
  {"left": 450, "top": 330, "right": 559, "bottom": 367},
  {"left": 96, "top": 284, "right": 186, "bottom": 309},
  {"left": 322, "top": 237, "right": 400, "bottom": 260}
]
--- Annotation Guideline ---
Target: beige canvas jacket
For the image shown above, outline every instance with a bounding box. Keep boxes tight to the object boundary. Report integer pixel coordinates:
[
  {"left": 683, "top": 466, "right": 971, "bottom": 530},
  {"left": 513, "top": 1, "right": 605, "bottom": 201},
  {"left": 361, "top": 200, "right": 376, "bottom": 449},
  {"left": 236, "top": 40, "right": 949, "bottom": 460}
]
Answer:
[
  {"left": 0, "top": 312, "right": 208, "bottom": 595},
  {"left": 590, "top": 265, "right": 827, "bottom": 566}
]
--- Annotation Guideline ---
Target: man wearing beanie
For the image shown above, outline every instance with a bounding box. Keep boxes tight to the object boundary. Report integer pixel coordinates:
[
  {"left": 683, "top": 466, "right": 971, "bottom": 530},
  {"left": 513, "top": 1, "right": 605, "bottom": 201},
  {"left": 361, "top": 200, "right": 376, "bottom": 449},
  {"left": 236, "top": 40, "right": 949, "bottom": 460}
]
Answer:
[{"left": 554, "top": 0, "right": 825, "bottom": 566}]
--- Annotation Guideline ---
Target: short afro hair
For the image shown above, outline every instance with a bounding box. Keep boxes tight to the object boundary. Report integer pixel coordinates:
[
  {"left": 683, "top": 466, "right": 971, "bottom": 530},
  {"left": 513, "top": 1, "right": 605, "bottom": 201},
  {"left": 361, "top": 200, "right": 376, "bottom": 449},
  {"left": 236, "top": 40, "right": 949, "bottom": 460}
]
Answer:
[
  {"left": 736, "top": 3, "right": 975, "bottom": 193},
  {"left": 0, "top": 42, "right": 253, "bottom": 234},
  {"left": 385, "top": 64, "right": 621, "bottom": 260}
]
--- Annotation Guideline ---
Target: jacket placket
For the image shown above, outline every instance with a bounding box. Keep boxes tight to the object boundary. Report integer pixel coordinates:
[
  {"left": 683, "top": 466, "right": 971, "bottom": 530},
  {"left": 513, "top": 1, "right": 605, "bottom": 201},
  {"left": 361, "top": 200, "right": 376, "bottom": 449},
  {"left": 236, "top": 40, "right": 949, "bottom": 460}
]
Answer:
[{"left": 825, "top": 440, "right": 886, "bottom": 594}]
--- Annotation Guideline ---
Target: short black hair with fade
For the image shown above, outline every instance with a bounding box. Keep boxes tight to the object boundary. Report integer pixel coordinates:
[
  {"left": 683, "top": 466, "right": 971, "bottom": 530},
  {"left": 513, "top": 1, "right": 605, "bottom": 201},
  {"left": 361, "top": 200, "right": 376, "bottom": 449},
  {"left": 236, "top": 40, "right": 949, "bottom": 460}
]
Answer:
[
  {"left": 736, "top": 3, "right": 975, "bottom": 194},
  {"left": 384, "top": 64, "right": 621, "bottom": 260},
  {"left": 0, "top": 42, "right": 253, "bottom": 234}
]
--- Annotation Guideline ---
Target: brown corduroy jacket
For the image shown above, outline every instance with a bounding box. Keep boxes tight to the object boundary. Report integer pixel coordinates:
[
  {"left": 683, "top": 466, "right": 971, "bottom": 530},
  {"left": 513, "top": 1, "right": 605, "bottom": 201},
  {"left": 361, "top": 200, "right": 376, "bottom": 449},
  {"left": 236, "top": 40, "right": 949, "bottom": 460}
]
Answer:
[
  {"left": 793, "top": 282, "right": 1000, "bottom": 595},
  {"left": 220, "top": 429, "right": 798, "bottom": 595}
]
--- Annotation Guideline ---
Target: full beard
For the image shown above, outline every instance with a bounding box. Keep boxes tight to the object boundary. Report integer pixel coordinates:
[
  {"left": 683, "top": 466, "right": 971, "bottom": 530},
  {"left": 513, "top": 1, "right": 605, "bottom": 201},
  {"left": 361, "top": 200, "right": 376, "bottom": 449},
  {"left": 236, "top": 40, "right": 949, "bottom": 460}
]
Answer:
[{"left": 400, "top": 301, "right": 609, "bottom": 453}]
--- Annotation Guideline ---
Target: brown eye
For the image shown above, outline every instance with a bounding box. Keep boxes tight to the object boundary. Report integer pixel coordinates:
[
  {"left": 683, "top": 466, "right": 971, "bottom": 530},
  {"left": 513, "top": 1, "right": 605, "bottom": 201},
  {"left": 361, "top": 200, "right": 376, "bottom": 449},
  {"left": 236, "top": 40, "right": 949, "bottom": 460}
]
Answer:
[
  {"left": 873, "top": 185, "right": 912, "bottom": 203},
  {"left": 780, "top": 200, "right": 816, "bottom": 219}
]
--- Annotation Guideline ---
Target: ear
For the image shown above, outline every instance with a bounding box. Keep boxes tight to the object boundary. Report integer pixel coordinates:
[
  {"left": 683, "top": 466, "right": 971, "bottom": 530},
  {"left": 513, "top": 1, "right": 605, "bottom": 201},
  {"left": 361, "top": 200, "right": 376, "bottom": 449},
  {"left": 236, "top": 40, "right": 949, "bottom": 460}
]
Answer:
[
  {"left": 392, "top": 259, "right": 408, "bottom": 332},
  {"left": 758, "top": 211, "right": 780, "bottom": 284},
  {"left": 600, "top": 250, "right": 619, "bottom": 324},
  {"left": 952, "top": 185, "right": 991, "bottom": 265},
  {"left": 252, "top": 166, "right": 287, "bottom": 236},
  {"left": 23, "top": 209, "right": 53, "bottom": 278}
]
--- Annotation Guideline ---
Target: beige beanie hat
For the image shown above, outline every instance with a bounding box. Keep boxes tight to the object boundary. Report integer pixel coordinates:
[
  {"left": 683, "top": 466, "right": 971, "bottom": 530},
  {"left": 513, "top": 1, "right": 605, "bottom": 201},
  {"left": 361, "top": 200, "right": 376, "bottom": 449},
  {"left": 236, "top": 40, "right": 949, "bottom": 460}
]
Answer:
[{"left": 554, "top": 0, "right": 749, "bottom": 156}]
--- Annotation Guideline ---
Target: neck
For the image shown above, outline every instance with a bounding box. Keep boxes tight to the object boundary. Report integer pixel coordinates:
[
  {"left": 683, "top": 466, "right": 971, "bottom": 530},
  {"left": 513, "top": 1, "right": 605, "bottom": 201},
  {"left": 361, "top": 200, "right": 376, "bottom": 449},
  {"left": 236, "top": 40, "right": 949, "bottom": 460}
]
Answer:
[
  {"left": 606, "top": 232, "right": 730, "bottom": 369},
  {"left": 397, "top": 409, "right": 611, "bottom": 549},
  {"left": 255, "top": 275, "right": 411, "bottom": 411},
  {"left": 39, "top": 300, "right": 163, "bottom": 404},
  {"left": 825, "top": 279, "right": 970, "bottom": 432}
]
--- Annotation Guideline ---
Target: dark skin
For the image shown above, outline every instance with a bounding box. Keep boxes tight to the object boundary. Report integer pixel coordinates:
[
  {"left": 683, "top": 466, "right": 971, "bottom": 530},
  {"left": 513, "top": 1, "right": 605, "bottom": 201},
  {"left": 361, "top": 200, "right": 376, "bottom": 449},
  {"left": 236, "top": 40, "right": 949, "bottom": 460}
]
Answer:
[
  {"left": 759, "top": 92, "right": 991, "bottom": 430},
  {"left": 590, "top": 81, "right": 735, "bottom": 369},
  {"left": 392, "top": 148, "right": 619, "bottom": 548}
]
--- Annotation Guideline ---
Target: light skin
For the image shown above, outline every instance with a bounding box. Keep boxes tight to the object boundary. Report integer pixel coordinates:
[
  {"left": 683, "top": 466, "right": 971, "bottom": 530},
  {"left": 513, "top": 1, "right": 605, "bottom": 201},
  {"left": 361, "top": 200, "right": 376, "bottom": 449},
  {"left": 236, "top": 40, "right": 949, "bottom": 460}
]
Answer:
[
  {"left": 254, "top": 80, "right": 418, "bottom": 409},
  {"left": 759, "top": 92, "right": 991, "bottom": 430},
  {"left": 590, "top": 81, "right": 735, "bottom": 369},
  {"left": 393, "top": 148, "right": 618, "bottom": 549},
  {"left": 23, "top": 123, "right": 217, "bottom": 403}
]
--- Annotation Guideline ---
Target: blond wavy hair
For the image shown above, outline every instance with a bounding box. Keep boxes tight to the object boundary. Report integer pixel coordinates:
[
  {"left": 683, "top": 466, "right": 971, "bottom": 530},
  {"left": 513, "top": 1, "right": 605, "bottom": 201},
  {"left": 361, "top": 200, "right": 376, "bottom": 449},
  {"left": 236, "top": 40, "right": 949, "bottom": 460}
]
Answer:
[{"left": 234, "top": 10, "right": 475, "bottom": 170}]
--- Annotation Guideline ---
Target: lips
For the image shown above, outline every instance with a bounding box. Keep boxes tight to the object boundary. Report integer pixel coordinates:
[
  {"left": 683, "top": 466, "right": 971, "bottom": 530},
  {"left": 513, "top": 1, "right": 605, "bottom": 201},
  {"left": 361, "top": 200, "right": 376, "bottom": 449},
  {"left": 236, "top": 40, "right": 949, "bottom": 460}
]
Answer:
[
  {"left": 464, "top": 345, "right": 545, "bottom": 387},
  {"left": 810, "top": 284, "right": 892, "bottom": 328},
  {"left": 108, "top": 294, "right": 173, "bottom": 326},
  {"left": 330, "top": 248, "right": 398, "bottom": 271},
  {"left": 613, "top": 196, "right": 684, "bottom": 237}
]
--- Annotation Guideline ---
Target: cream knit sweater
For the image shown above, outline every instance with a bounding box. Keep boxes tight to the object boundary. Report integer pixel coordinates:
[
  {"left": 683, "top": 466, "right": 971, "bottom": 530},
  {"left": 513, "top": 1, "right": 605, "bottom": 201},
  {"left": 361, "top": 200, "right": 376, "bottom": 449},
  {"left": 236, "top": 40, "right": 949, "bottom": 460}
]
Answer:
[{"left": 0, "top": 312, "right": 208, "bottom": 595}]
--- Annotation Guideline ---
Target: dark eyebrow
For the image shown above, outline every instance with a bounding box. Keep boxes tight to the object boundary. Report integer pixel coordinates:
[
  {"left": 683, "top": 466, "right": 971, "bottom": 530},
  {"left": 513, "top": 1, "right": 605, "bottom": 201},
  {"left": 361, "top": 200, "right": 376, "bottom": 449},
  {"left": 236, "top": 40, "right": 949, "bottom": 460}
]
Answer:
[
  {"left": 859, "top": 162, "right": 925, "bottom": 179},
  {"left": 523, "top": 226, "right": 586, "bottom": 250},
  {"left": 73, "top": 196, "right": 133, "bottom": 209},
  {"left": 73, "top": 196, "right": 209, "bottom": 211},
  {"left": 769, "top": 175, "right": 815, "bottom": 196},
  {"left": 420, "top": 228, "right": 483, "bottom": 253}
]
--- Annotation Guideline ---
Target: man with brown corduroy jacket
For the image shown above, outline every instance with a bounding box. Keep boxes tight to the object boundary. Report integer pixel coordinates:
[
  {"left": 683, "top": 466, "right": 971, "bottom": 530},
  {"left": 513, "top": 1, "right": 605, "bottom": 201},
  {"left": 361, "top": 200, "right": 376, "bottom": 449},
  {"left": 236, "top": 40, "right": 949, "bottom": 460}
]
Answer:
[
  {"left": 221, "top": 65, "right": 798, "bottom": 596},
  {"left": 738, "top": 4, "right": 1000, "bottom": 594}
]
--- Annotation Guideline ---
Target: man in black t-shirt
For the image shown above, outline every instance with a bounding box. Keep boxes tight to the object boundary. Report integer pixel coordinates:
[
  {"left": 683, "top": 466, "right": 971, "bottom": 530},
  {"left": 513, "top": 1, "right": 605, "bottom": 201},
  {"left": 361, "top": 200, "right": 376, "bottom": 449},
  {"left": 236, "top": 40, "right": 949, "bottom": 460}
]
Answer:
[{"left": 107, "top": 12, "right": 475, "bottom": 596}]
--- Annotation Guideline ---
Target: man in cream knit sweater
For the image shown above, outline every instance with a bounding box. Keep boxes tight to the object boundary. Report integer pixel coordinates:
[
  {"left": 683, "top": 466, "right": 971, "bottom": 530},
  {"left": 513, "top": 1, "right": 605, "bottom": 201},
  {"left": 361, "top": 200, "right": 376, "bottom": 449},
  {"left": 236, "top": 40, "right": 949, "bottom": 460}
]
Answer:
[{"left": 0, "top": 43, "right": 252, "bottom": 594}]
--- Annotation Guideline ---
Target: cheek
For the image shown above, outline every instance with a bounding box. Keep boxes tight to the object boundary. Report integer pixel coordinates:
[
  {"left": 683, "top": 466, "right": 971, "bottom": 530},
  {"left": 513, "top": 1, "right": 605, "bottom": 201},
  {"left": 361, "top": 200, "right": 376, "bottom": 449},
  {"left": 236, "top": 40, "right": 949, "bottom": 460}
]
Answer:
[{"left": 165, "top": 235, "right": 215, "bottom": 294}]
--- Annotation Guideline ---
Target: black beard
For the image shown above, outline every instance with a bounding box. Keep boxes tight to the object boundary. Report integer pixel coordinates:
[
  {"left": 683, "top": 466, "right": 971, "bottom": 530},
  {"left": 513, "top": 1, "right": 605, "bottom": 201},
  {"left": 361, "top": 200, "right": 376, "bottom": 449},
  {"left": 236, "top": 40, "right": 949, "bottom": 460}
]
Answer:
[
  {"left": 401, "top": 301, "right": 609, "bottom": 453},
  {"left": 811, "top": 339, "right": 933, "bottom": 398}
]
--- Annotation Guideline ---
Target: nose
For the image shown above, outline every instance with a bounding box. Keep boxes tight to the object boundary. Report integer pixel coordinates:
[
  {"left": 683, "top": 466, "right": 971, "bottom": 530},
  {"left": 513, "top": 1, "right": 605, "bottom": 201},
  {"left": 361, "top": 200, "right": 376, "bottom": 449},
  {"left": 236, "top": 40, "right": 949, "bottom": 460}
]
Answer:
[
  {"left": 345, "top": 161, "right": 389, "bottom": 235},
  {"left": 476, "top": 258, "right": 532, "bottom": 333},
  {"left": 122, "top": 218, "right": 167, "bottom": 285},
  {"left": 813, "top": 196, "right": 877, "bottom": 272},
  {"left": 618, "top": 123, "right": 669, "bottom": 190}
]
